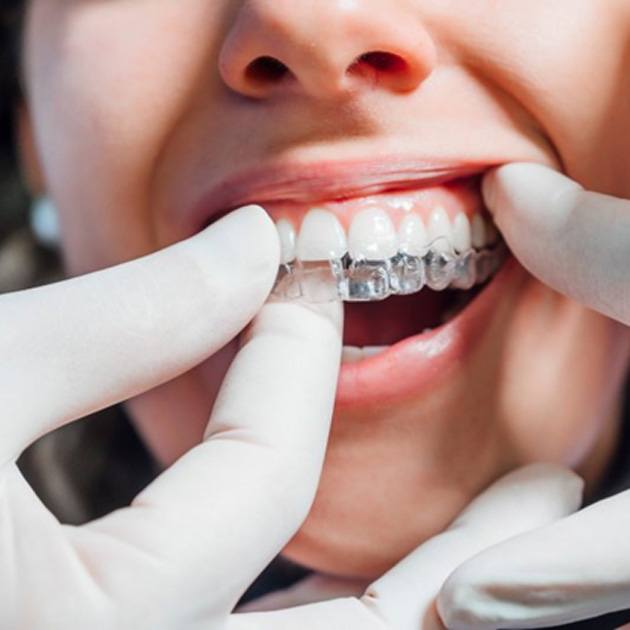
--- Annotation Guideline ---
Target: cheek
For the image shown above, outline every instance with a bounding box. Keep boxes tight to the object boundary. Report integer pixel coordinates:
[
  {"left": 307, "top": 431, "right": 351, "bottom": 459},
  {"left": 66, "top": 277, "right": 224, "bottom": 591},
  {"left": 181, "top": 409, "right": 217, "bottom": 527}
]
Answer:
[
  {"left": 499, "top": 281, "right": 630, "bottom": 465},
  {"left": 25, "top": 1, "right": 221, "bottom": 274}
]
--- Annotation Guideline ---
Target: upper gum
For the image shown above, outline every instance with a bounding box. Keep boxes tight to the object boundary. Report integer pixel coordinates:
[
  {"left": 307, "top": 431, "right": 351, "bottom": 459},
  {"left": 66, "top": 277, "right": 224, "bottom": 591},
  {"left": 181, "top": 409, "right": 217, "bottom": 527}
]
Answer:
[{"left": 264, "top": 180, "right": 483, "bottom": 232}]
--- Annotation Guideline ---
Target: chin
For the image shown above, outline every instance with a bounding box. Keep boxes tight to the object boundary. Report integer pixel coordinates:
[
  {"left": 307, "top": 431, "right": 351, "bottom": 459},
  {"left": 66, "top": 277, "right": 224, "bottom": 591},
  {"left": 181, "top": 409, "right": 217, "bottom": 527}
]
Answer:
[
  {"left": 281, "top": 264, "right": 630, "bottom": 578},
  {"left": 134, "top": 158, "right": 630, "bottom": 580}
]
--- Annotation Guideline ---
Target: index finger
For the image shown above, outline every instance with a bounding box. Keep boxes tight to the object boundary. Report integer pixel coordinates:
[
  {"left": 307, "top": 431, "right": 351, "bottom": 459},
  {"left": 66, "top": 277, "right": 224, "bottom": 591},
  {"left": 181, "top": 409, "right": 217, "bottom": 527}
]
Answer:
[
  {"left": 76, "top": 295, "right": 343, "bottom": 614},
  {"left": 482, "top": 163, "right": 630, "bottom": 325}
]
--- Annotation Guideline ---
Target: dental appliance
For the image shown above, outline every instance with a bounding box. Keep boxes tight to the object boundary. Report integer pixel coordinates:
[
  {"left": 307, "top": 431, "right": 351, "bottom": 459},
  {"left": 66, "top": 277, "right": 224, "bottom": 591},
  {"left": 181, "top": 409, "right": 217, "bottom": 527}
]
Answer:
[{"left": 272, "top": 236, "right": 507, "bottom": 302}]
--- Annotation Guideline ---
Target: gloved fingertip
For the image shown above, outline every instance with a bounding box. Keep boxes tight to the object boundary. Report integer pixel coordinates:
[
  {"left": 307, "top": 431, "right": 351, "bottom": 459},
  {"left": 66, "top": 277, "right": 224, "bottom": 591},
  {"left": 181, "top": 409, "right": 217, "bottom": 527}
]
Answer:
[
  {"left": 483, "top": 163, "right": 584, "bottom": 238},
  {"left": 436, "top": 574, "right": 496, "bottom": 630},
  {"left": 198, "top": 204, "right": 280, "bottom": 282}
]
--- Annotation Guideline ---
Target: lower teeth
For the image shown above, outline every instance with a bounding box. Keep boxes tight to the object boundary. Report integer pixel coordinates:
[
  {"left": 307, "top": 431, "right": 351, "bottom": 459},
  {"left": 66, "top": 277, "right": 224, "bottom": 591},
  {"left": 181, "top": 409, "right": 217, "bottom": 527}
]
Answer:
[{"left": 272, "top": 240, "right": 508, "bottom": 303}]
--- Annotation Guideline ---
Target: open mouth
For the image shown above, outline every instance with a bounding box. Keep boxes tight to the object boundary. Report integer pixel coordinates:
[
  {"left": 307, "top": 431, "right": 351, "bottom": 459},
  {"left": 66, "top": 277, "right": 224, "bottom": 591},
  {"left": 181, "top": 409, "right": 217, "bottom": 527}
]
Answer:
[
  {"left": 260, "top": 173, "right": 509, "bottom": 365},
  {"left": 198, "top": 161, "right": 516, "bottom": 406}
]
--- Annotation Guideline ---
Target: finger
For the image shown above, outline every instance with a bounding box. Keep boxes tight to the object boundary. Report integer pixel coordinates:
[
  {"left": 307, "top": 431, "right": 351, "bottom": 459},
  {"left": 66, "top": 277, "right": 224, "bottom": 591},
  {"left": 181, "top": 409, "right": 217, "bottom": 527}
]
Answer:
[
  {"left": 482, "top": 163, "right": 630, "bottom": 324},
  {"left": 366, "top": 463, "right": 584, "bottom": 630},
  {"left": 0, "top": 205, "right": 278, "bottom": 465},
  {"left": 75, "top": 296, "right": 343, "bottom": 614},
  {"left": 438, "top": 487, "right": 630, "bottom": 629}
]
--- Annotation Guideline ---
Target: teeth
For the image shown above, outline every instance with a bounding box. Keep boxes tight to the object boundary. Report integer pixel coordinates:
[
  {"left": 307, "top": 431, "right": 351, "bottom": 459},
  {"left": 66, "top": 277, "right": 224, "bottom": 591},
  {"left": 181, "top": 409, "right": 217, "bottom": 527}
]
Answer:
[
  {"left": 451, "top": 213, "right": 472, "bottom": 254},
  {"left": 348, "top": 209, "right": 398, "bottom": 260},
  {"left": 471, "top": 214, "right": 487, "bottom": 249},
  {"left": 341, "top": 345, "right": 390, "bottom": 363},
  {"left": 276, "top": 219, "right": 296, "bottom": 263},
  {"left": 272, "top": 203, "right": 506, "bottom": 303},
  {"left": 296, "top": 209, "right": 347, "bottom": 261},
  {"left": 427, "top": 206, "right": 453, "bottom": 254},
  {"left": 485, "top": 218, "right": 500, "bottom": 245},
  {"left": 398, "top": 213, "right": 428, "bottom": 256}
]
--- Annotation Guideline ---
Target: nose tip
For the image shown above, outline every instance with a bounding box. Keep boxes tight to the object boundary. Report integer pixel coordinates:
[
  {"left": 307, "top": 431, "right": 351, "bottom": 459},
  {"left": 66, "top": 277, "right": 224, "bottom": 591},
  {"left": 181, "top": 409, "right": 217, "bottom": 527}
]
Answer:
[{"left": 218, "top": 0, "right": 437, "bottom": 99}]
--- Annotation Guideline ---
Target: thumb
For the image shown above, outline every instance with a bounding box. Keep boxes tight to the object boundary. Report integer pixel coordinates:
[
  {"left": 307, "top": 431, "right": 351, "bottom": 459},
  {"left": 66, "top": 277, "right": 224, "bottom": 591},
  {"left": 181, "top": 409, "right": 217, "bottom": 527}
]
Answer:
[{"left": 483, "top": 163, "right": 630, "bottom": 325}]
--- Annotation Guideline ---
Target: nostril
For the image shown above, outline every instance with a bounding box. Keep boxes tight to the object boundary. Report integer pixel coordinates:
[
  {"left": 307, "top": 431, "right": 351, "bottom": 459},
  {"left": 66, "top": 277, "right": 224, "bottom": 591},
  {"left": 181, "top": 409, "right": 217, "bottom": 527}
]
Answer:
[
  {"left": 351, "top": 51, "right": 409, "bottom": 75},
  {"left": 245, "top": 56, "right": 291, "bottom": 84}
]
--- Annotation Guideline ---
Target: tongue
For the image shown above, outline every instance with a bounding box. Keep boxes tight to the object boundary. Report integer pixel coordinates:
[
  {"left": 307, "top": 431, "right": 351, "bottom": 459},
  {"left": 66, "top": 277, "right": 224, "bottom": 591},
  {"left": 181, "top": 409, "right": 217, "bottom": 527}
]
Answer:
[{"left": 343, "top": 291, "right": 452, "bottom": 346}]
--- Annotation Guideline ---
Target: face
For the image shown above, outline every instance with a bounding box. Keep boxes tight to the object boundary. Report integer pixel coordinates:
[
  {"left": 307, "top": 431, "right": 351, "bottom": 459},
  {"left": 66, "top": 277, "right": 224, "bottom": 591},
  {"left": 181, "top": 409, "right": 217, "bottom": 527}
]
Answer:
[{"left": 21, "top": 0, "right": 630, "bottom": 578}]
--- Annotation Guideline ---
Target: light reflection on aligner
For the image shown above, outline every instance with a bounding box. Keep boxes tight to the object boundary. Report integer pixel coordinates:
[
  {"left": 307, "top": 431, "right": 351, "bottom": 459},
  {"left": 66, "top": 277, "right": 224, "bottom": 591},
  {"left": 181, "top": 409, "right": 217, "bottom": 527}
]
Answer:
[{"left": 272, "top": 237, "right": 508, "bottom": 303}]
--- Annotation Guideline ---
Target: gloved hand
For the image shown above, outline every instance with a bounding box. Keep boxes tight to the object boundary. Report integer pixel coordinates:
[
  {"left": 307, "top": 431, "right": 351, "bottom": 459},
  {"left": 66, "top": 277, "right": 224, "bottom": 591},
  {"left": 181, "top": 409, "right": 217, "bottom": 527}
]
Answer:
[
  {"left": 0, "top": 201, "right": 585, "bottom": 630},
  {"left": 1, "top": 205, "right": 346, "bottom": 629},
  {"left": 435, "top": 164, "right": 630, "bottom": 629},
  {"left": 228, "top": 463, "right": 582, "bottom": 630}
]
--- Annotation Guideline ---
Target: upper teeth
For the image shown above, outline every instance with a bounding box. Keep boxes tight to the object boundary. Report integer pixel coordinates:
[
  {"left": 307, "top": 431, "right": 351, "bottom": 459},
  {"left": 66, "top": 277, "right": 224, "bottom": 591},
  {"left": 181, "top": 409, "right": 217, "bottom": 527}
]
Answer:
[
  {"left": 278, "top": 208, "right": 497, "bottom": 264},
  {"left": 348, "top": 209, "right": 398, "bottom": 260},
  {"left": 295, "top": 209, "right": 347, "bottom": 261}
]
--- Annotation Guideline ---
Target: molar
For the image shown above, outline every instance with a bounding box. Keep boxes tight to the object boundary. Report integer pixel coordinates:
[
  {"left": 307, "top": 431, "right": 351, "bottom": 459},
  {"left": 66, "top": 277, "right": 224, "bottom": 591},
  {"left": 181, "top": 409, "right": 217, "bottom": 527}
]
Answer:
[
  {"left": 296, "top": 209, "right": 347, "bottom": 261},
  {"left": 471, "top": 213, "right": 487, "bottom": 249},
  {"left": 348, "top": 208, "right": 398, "bottom": 260},
  {"left": 427, "top": 206, "right": 453, "bottom": 254}
]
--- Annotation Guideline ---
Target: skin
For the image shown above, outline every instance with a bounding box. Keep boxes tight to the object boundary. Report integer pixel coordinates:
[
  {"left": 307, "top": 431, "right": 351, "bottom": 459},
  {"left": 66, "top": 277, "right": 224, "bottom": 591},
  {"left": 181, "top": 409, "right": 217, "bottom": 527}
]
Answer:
[{"left": 17, "top": 0, "right": 630, "bottom": 578}]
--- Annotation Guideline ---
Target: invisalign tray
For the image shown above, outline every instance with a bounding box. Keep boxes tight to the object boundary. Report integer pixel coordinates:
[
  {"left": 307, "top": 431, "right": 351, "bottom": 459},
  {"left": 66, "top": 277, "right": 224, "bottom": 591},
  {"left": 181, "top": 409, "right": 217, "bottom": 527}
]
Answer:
[{"left": 272, "top": 236, "right": 507, "bottom": 303}]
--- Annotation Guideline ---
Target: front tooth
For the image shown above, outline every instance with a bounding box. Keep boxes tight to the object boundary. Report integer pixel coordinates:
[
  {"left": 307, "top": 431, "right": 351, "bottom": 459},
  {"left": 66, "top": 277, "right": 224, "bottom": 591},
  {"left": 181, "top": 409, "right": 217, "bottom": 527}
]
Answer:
[
  {"left": 296, "top": 209, "right": 348, "bottom": 261},
  {"left": 471, "top": 213, "right": 487, "bottom": 249},
  {"left": 427, "top": 206, "right": 453, "bottom": 254},
  {"left": 398, "top": 213, "right": 428, "bottom": 256},
  {"left": 276, "top": 219, "right": 296, "bottom": 263},
  {"left": 452, "top": 213, "right": 472, "bottom": 254},
  {"left": 348, "top": 209, "right": 398, "bottom": 260}
]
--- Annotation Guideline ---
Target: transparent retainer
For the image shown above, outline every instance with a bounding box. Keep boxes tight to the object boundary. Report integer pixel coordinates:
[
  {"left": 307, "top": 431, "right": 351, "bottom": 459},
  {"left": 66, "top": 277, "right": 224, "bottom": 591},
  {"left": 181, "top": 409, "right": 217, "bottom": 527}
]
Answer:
[{"left": 272, "top": 237, "right": 508, "bottom": 303}]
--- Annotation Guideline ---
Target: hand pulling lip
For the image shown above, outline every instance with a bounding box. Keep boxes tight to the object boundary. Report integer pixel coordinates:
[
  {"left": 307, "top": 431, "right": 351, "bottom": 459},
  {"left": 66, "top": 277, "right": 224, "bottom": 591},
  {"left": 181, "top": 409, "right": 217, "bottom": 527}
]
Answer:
[{"left": 191, "top": 157, "right": 497, "bottom": 231}]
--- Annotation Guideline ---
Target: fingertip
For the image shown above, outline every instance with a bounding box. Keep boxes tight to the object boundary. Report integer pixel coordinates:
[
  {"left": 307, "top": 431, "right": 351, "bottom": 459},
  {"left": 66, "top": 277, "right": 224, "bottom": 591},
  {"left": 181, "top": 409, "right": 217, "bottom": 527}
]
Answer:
[
  {"left": 198, "top": 204, "right": 280, "bottom": 287},
  {"left": 437, "top": 562, "right": 500, "bottom": 630}
]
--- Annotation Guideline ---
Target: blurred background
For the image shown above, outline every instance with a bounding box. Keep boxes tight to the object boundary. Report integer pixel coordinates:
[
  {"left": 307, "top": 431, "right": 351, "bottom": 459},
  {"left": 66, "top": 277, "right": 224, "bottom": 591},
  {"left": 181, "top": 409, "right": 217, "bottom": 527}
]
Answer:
[{"left": 1, "top": 0, "right": 63, "bottom": 294}]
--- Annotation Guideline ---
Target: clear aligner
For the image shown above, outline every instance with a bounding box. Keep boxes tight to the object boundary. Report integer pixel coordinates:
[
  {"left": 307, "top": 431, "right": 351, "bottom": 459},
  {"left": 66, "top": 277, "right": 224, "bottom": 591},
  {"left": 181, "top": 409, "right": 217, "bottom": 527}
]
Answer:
[{"left": 272, "top": 237, "right": 508, "bottom": 303}]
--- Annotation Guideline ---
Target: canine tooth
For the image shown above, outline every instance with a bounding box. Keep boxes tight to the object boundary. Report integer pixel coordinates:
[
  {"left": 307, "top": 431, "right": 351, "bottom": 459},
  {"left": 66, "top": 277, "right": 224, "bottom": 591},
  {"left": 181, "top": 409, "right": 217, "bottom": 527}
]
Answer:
[
  {"left": 348, "top": 209, "right": 398, "bottom": 260},
  {"left": 398, "top": 213, "right": 428, "bottom": 256},
  {"left": 276, "top": 219, "right": 296, "bottom": 263},
  {"left": 427, "top": 206, "right": 453, "bottom": 253},
  {"left": 296, "top": 209, "right": 347, "bottom": 261},
  {"left": 452, "top": 213, "right": 472, "bottom": 253},
  {"left": 471, "top": 213, "right": 487, "bottom": 249}
]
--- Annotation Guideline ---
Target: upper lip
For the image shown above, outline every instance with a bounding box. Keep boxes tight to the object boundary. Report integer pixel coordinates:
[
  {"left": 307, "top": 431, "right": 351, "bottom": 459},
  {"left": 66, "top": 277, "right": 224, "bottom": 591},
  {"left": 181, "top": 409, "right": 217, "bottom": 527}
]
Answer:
[{"left": 192, "top": 156, "right": 496, "bottom": 230}]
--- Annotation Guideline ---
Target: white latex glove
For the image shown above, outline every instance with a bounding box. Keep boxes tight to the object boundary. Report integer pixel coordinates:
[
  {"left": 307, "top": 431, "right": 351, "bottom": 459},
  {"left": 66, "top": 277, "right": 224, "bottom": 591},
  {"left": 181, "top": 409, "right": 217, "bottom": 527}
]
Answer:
[
  {"left": 0, "top": 197, "right": 588, "bottom": 629},
  {"left": 434, "top": 164, "right": 630, "bottom": 629},
  {"left": 229, "top": 463, "right": 583, "bottom": 630},
  {"left": 480, "top": 163, "right": 630, "bottom": 325},
  {"left": 0, "top": 205, "right": 345, "bottom": 629}
]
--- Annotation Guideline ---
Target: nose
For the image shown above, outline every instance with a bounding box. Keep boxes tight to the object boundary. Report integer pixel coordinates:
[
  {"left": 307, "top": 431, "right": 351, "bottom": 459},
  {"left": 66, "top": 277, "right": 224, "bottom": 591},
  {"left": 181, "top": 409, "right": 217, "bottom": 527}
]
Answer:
[{"left": 218, "top": 0, "right": 437, "bottom": 99}]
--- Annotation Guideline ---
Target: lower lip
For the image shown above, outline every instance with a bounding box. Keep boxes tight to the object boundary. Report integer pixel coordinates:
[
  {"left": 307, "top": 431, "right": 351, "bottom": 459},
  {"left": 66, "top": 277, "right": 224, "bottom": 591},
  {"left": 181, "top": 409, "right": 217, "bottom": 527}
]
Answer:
[{"left": 335, "top": 254, "right": 524, "bottom": 408}]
